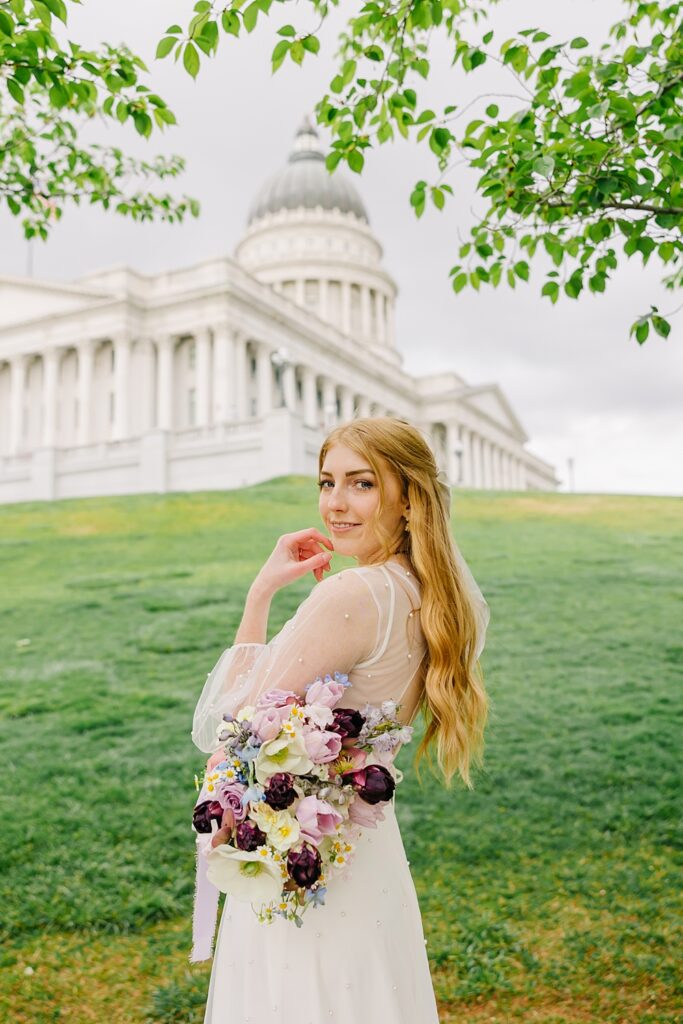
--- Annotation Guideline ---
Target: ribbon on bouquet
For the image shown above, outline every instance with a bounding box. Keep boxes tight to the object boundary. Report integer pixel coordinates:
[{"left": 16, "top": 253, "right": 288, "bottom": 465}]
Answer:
[{"left": 189, "top": 785, "right": 221, "bottom": 963}]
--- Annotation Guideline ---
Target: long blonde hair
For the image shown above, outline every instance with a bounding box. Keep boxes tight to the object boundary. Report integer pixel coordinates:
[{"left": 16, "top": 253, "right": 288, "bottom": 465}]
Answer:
[{"left": 319, "top": 416, "right": 489, "bottom": 789}]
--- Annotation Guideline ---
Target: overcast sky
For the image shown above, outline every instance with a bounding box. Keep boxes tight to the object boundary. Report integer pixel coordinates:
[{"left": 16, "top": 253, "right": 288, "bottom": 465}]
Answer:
[{"left": 1, "top": 0, "right": 681, "bottom": 496}]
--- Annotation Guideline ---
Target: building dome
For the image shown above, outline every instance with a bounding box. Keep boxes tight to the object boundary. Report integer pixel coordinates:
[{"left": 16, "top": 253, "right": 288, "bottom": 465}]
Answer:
[{"left": 247, "top": 117, "right": 368, "bottom": 226}]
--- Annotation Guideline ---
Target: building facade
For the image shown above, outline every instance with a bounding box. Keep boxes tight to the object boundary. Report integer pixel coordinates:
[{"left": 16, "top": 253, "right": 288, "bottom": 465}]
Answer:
[{"left": 0, "top": 120, "right": 558, "bottom": 505}]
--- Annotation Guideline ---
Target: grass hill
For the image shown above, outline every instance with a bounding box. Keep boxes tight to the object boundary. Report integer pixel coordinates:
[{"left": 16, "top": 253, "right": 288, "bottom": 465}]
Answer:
[{"left": 0, "top": 481, "right": 680, "bottom": 1023}]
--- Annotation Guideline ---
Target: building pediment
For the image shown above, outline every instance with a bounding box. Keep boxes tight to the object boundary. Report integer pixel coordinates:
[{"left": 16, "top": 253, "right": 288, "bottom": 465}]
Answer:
[
  {"left": 0, "top": 275, "right": 112, "bottom": 330},
  {"left": 458, "top": 384, "right": 528, "bottom": 441}
]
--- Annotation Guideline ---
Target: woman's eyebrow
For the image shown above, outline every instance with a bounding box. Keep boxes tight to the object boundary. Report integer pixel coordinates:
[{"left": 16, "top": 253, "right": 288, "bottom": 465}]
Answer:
[{"left": 320, "top": 469, "right": 376, "bottom": 477}]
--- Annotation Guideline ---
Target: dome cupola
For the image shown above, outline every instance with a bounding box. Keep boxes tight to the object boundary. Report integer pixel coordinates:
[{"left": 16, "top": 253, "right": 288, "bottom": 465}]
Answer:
[{"left": 235, "top": 117, "right": 398, "bottom": 361}]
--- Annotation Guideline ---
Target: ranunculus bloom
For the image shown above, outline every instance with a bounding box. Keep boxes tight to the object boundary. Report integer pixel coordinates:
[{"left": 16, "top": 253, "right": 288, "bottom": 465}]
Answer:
[
  {"left": 348, "top": 795, "right": 386, "bottom": 829},
  {"left": 287, "top": 843, "right": 322, "bottom": 888},
  {"left": 250, "top": 804, "right": 301, "bottom": 852},
  {"left": 257, "top": 689, "right": 300, "bottom": 710},
  {"left": 251, "top": 706, "right": 283, "bottom": 742},
  {"left": 192, "top": 800, "right": 224, "bottom": 834},
  {"left": 305, "top": 678, "right": 346, "bottom": 709},
  {"left": 341, "top": 763, "right": 395, "bottom": 804},
  {"left": 254, "top": 732, "right": 313, "bottom": 785},
  {"left": 330, "top": 707, "right": 365, "bottom": 739},
  {"left": 205, "top": 846, "right": 282, "bottom": 903},
  {"left": 235, "top": 820, "right": 267, "bottom": 851},
  {"left": 264, "top": 772, "right": 298, "bottom": 810},
  {"left": 295, "top": 795, "right": 344, "bottom": 844},
  {"left": 215, "top": 782, "right": 248, "bottom": 822},
  {"left": 303, "top": 728, "right": 343, "bottom": 764}
]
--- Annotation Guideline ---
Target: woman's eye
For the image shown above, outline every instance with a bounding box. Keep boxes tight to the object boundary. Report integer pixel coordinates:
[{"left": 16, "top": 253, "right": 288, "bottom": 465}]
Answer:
[{"left": 356, "top": 480, "right": 373, "bottom": 490}]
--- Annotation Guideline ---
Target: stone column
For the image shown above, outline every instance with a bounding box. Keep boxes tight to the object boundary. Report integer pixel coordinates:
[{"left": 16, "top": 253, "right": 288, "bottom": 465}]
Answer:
[
  {"left": 235, "top": 334, "right": 249, "bottom": 420},
  {"left": 322, "top": 378, "right": 337, "bottom": 429},
  {"left": 295, "top": 279, "right": 305, "bottom": 307},
  {"left": 319, "top": 279, "right": 329, "bottom": 321},
  {"left": 256, "top": 342, "right": 272, "bottom": 416},
  {"left": 76, "top": 341, "right": 95, "bottom": 445},
  {"left": 460, "top": 426, "right": 472, "bottom": 487},
  {"left": 385, "top": 297, "right": 396, "bottom": 348},
  {"left": 112, "top": 334, "right": 132, "bottom": 441},
  {"left": 156, "top": 335, "right": 174, "bottom": 430},
  {"left": 42, "top": 348, "right": 59, "bottom": 448},
  {"left": 341, "top": 281, "right": 351, "bottom": 335},
  {"left": 212, "top": 324, "right": 236, "bottom": 423},
  {"left": 340, "top": 387, "right": 355, "bottom": 422},
  {"left": 470, "top": 432, "right": 481, "bottom": 488},
  {"left": 360, "top": 286, "right": 372, "bottom": 339},
  {"left": 282, "top": 362, "right": 297, "bottom": 412},
  {"left": 375, "top": 291, "right": 386, "bottom": 344},
  {"left": 195, "top": 328, "right": 212, "bottom": 428},
  {"left": 302, "top": 366, "right": 318, "bottom": 428},
  {"left": 446, "top": 422, "right": 461, "bottom": 486},
  {"left": 8, "top": 354, "right": 27, "bottom": 455},
  {"left": 357, "top": 395, "right": 371, "bottom": 418}
]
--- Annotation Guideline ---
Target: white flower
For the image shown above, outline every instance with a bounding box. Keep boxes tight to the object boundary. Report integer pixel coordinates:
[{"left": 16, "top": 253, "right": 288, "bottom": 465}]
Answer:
[
  {"left": 205, "top": 846, "right": 283, "bottom": 904},
  {"left": 236, "top": 705, "right": 256, "bottom": 722},
  {"left": 249, "top": 804, "right": 302, "bottom": 852},
  {"left": 305, "top": 703, "right": 334, "bottom": 729},
  {"left": 254, "top": 732, "right": 313, "bottom": 785}
]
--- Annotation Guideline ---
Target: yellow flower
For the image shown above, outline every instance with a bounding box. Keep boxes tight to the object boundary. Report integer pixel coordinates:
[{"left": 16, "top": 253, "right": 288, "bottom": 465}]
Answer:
[{"left": 250, "top": 804, "right": 302, "bottom": 852}]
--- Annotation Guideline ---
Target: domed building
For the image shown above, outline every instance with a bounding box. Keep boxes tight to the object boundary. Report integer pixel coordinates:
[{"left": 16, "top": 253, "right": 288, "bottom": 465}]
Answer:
[{"left": 0, "top": 119, "right": 557, "bottom": 504}]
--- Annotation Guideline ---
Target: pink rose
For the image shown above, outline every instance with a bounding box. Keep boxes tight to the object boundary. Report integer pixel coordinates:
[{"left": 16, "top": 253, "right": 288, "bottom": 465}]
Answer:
[
  {"left": 295, "top": 795, "right": 344, "bottom": 845},
  {"left": 305, "top": 679, "right": 346, "bottom": 709},
  {"left": 348, "top": 795, "right": 386, "bottom": 829},
  {"left": 257, "top": 689, "right": 300, "bottom": 710},
  {"left": 251, "top": 706, "right": 283, "bottom": 742},
  {"left": 215, "top": 782, "right": 248, "bottom": 822},
  {"left": 303, "top": 728, "right": 343, "bottom": 764}
]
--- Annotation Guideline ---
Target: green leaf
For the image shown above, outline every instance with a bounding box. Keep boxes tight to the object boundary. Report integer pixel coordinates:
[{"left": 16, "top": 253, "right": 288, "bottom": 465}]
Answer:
[
  {"left": 302, "top": 35, "right": 320, "bottom": 54},
  {"left": 278, "top": 24, "right": 297, "bottom": 37},
  {"left": 42, "top": 0, "right": 67, "bottom": 23},
  {"left": 271, "top": 39, "right": 290, "bottom": 71},
  {"left": 485, "top": 104, "right": 499, "bottom": 118},
  {"left": 514, "top": 261, "right": 529, "bottom": 281},
  {"left": 431, "top": 187, "right": 445, "bottom": 210},
  {"left": 0, "top": 10, "right": 13, "bottom": 36},
  {"left": 222, "top": 11, "right": 240, "bottom": 35},
  {"left": 7, "top": 78, "right": 24, "bottom": 104},
  {"left": 243, "top": 2, "right": 261, "bottom": 32},
  {"left": 290, "top": 40, "right": 304, "bottom": 64},
  {"left": 652, "top": 316, "right": 670, "bottom": 339},
  {"left": 533, "top": 155, "right": 555, "bottom": 178},
  {"left": 183, "top": 42, "right": 200, "bottom": 78},
  {"left": 570, "top": 36, "right": 589, "bottom": 49},
  {"left": 452, "top": 272, "right": 468, "bottom": 293},
  {"left": 541, "top": 281, "right": 559, "bottom": 303},
  {"left": 325, "top": 151, "right": 342, "bottom": 172},
  {"left": 156, "top": 36, "right": 177, "bottom": 59},
  {"left": 634, "top": 320, "right": 649, "bottom": 344},
  {"left": 348, "top": 149, "right": 364, "bottom": 174}
]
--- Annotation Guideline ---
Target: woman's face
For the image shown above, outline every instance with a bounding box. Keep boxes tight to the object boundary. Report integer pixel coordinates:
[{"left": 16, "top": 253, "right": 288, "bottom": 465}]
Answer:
[{"left": 318, "top": 442, "right": 409, "bottom": 566}]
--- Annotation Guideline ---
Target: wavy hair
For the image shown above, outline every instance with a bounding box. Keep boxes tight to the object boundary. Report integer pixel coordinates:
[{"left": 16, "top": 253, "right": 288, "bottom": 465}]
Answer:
[{"left": 319, "top": 416, "right": 489, "bottom": 789}]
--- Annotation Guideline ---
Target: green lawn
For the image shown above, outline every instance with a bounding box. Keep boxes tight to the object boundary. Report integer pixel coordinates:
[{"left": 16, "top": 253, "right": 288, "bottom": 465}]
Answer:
[{"left": 0, "top": 481, "right": 680, "bottom": 1023}]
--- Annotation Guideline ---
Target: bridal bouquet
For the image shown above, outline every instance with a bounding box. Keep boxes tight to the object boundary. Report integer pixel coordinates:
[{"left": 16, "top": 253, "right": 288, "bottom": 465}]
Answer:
[{"left": 191, "top": 672, "right": 413, "bottom": 926}]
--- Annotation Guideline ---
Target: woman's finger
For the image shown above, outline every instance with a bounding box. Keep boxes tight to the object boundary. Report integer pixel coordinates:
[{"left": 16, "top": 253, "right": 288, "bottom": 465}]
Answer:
[{"left": 285, "top": 527, "right": 334, "bottom": 550}]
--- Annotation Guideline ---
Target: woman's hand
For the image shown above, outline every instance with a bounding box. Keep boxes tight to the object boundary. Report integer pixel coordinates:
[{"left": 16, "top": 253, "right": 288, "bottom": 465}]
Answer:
[{"left": 252, "top": 528, "right": 334, "bottom": 596}]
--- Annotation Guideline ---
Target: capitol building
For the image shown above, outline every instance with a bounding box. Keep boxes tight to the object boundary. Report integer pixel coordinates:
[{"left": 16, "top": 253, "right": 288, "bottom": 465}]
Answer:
[{"left": 0, "top": 119, "right": 557, "bottom": 505}]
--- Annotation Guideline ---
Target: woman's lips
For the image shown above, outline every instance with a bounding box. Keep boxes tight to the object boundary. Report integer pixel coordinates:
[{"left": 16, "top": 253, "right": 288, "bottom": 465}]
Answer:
[{"left": 329, "top": 523, "right": 360, "bottom": 531}]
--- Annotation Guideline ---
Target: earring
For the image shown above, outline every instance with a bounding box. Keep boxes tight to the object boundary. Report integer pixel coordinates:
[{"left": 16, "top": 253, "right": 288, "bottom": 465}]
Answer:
[{"left": 404, "top": 512, "right": 410, "bottom": 533}]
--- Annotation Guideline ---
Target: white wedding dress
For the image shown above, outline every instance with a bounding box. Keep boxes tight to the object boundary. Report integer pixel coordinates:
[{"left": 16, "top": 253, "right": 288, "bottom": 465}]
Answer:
[{"left": 190, "top": 559, "right": 441, "bottom": 1023}]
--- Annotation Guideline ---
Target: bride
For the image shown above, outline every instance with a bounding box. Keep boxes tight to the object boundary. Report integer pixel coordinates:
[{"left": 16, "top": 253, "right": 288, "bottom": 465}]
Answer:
[{"left": 190, "top": 415, "right": 490, "bottom": 1023}]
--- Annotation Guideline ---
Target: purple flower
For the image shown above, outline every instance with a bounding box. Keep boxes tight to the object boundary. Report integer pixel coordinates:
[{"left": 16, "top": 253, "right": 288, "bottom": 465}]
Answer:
[
  {"left": 251, "top": 706, "right": 283, "bottom": 742},
  {"left": 257, "top": 689, "right": 300, "bottom": 711},
  {"left": 305, "top": 678, "right": 346, "bottom": 709},
  {"left": 348, "top": 795, "right": 386, "bottom": 828},
  {"left": 287, "top": 843, "right": 322, "bottom": 888},
  {"left": 235, "top": 820, "right": 267, "bottom": 851},
  {"left": 303, "top": 728, "right": 343, "bottom": 764},
  {"left": 341, "top": 763, "right": 395, "bottom": 804},
  {"left": 192, "top": 800, "right": 224, "bottom": 834},
  {"left": 295, "top": 795, "right": 344, "bottom": 844},
  {"left": 330, "top": 707, "right": 365, "bottom": 740},
  {"left": 216, "top": 782, "right": 248, "bottom": 823},
  {"left": 264, "top": 772, "right": 298, "bottom": 811}
]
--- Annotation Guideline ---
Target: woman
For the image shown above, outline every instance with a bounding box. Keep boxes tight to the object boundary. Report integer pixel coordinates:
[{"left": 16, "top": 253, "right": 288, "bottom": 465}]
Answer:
[{"left": 190, "top": 416, "right": 490, "bottom": 1023}]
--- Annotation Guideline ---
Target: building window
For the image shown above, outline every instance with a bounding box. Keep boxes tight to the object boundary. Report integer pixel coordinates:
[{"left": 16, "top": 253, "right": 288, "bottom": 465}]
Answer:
[
  {"left": 281, "top": 280, "right": 296, "bottom": 301},
  {"left": 188, "top": 341, "right": 196, "bottom": 369},
  {"left": 250, "top": 356, "right": 257, "bottom": 378},
  {"left": 327, "top": 281, "right": 342, "bottom": 326},
  {"left": 188, "top": 387, "right": 196, "bottom": 425},
  {"left": 296, "top": 377, "right": 303, "bottom": 400}
]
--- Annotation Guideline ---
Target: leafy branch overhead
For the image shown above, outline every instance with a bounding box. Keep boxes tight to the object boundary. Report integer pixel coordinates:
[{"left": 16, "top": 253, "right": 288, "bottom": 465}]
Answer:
[
  {"left": 165, "top": 0, "right": 682, "bottom": 343},
  {"left": 0, "top": 0, "right": 198, "bottom": 240}
]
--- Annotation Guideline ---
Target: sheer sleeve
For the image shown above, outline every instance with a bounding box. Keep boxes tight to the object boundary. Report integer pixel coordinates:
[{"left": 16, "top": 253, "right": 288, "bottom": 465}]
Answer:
[{"left": 190, "top": 569, "right": 381, "bottom": 753}]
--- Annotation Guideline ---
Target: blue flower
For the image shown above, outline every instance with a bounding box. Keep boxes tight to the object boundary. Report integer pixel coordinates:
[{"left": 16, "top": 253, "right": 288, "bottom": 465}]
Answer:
[
  {"left": 304, "top": 885, "right": 327, "bottom": 907},
  {"left": 241, "top": 785, "right": 265, "bottom": 807}
]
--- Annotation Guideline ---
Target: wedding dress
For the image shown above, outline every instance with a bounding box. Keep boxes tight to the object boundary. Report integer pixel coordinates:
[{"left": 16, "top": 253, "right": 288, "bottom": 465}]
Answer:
[{"left": 190, "top": 559, "right": 441, "bottom": 1023}]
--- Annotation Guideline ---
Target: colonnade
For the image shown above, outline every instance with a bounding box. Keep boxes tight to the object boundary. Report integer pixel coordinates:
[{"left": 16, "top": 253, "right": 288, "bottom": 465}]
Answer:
[
  {"left": 0, "top": 327, "right": 527, "bottom": 490},
  {"left": 271, "top": 277, "right": 395, "bottom": 347}
]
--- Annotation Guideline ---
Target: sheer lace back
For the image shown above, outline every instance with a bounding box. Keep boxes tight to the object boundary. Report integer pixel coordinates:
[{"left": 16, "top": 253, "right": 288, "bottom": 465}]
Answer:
[{"left": 191, "top": 560, "right": 427, "bottom": 753}]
